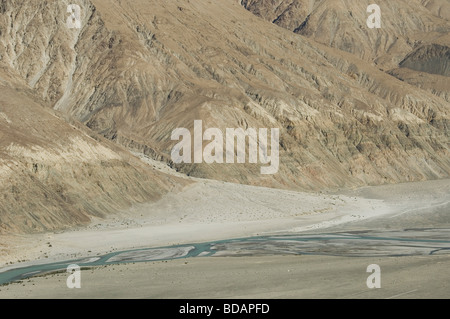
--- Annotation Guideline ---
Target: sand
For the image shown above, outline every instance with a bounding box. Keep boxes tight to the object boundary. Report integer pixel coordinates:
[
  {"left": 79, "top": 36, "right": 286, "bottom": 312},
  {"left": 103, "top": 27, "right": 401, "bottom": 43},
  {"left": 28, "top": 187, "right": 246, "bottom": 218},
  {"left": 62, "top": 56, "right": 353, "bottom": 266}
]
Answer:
[
  {"left": 0, "top": 178, "right": 449, "bottom": 298},
  {"left": 0, "top": 179, "right": 391, "bottom": 268},
  {"left": 1, "top": 255, "right": 449, "bottom": 299}
]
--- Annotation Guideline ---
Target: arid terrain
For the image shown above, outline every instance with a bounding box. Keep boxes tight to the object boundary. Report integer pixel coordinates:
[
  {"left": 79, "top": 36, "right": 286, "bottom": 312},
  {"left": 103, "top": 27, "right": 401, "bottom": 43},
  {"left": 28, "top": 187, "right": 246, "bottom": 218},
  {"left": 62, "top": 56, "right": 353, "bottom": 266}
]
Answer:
[
  {"left": 0, "top": 178, "right": 449, "bottom": 298},
  {"left": 0, "top": 0, "right": 449, "bottom": 299}
]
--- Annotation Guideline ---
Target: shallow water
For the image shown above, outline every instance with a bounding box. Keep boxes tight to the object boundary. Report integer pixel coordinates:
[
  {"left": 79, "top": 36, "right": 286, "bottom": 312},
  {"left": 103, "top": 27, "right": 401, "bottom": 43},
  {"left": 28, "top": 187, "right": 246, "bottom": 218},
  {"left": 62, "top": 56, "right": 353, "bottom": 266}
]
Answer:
[{"left": 1, "top": 228, "right": 449, "bottom": 285}]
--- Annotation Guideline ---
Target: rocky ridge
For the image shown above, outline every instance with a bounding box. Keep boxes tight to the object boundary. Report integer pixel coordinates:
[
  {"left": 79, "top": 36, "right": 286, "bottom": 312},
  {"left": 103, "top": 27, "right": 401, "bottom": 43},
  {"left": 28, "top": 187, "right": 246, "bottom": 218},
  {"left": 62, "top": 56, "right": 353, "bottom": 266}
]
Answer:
[{"left": 0, "top": 0, "right": 449, "bottom": 209}]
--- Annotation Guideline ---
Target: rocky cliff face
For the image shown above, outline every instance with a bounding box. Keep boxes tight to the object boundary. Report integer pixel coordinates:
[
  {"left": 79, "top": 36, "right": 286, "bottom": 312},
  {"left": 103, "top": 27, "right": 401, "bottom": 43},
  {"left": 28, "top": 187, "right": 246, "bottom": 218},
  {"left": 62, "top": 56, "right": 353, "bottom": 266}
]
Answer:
[
  {"left": 399, "top": 44, "right": 450, "bottom": 77},
  {"left": 241, "top": 0, "right": 450, "bottom": 67},
  {"left": 241, "top": 0, "right": 450, "bottom": 102},
  {"left": 1, "top": 0, "right": 449, "bottom": 198}
]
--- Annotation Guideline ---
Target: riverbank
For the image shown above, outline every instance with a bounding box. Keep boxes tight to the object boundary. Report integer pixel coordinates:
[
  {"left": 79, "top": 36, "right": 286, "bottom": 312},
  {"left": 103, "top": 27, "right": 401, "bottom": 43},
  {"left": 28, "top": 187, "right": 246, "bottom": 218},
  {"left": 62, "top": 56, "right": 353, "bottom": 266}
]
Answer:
[
  {"left": 1, "top": 254, "right": 449, "bottom": 299},
  {"left": 0, "top": 178, "right": 449, "bottom": 298},
  {"left": 2, "top": 179, "right": 449, "bottom": 270},
  {"left": 0, "top": 179, "right": 391, "bottom": 268}
]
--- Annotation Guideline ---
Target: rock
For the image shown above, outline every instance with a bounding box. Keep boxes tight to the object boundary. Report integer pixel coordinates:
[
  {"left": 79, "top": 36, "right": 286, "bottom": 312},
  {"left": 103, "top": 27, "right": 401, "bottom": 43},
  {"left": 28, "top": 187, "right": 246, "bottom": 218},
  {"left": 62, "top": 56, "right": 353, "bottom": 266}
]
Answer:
[{"left": 0, "top": 0, "right": 449, "bottom": 231}]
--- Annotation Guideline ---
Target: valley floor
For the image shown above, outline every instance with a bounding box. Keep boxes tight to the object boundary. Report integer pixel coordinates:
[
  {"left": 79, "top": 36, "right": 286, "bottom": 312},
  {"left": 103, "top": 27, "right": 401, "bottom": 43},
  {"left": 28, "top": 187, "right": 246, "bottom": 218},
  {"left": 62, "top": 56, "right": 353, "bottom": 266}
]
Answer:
[
  {"left": 0, "top": 178, "right": 449, "bottom": 298},
  {"left": 1, "top": 254, "right": 449, "bottom": 299}
]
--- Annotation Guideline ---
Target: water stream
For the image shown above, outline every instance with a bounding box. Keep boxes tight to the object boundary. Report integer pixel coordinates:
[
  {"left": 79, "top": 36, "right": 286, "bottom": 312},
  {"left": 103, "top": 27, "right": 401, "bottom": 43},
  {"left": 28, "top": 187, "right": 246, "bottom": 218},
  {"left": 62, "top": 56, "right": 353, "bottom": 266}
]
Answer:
[{"left": 1, "top": 229, "right": 449, "bottom": 285}]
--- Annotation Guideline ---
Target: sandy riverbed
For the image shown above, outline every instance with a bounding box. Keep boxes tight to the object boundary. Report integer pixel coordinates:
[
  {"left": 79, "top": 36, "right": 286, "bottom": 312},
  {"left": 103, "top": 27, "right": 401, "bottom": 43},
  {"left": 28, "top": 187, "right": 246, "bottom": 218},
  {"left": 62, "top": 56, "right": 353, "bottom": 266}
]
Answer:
[
  {"left": 0, "top": 179, "right": 392, "bottom": 268},
  {"left": 1, "top": 255, "right": 449, "bottom": 299},
  {"left": 0, "top": 178, "right": 448, "bottom": 298}
]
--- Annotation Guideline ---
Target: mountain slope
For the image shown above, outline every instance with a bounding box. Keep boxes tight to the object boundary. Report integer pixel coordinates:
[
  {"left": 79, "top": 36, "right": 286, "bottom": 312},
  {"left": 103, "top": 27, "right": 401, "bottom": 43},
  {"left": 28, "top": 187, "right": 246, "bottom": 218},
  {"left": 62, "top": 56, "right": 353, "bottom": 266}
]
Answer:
[
  {"left": 0, "top": 67, "right": 185, "bottom": 234},
  {"left": 1, "top": 0, "right": 449, "bottom": 191},
  {"left": 241, "top": 0, "right": 450, "bottom": 101},
  {"left": 241, "top": 0, "right": 450, "bottom": 68}
]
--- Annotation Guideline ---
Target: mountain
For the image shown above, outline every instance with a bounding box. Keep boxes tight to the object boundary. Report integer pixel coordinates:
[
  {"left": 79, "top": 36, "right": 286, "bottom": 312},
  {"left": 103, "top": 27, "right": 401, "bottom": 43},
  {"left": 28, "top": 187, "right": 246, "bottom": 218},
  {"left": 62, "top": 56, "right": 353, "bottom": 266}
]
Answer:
[
  {"left": 241, "top": 0, "right": 450, "bottom": 102},
  {"left": 0, "top": 66, "right": 186, "bottom": 234},
  {"left": 241, "top": 0, "right": 449, "bottom": 66},
  {"left": 1, "top": 0, "right": 449, "bottom": 195}
]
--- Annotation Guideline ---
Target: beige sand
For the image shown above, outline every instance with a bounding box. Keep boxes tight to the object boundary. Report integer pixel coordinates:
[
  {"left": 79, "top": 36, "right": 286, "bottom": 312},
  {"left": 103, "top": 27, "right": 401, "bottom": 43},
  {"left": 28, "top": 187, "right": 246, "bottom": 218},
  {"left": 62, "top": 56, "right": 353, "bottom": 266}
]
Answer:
[
  {"left": 0, "top": 178, "right": 391, "bottom": 268},
  {"left": 2, "top": 178, "right": 449, "bottom": 268},
  {"left": 1, "top": 178, "right": 448, "bottom": 299},
  {"left": 1, "top": 255, "right": 449, "bottom": 299}
]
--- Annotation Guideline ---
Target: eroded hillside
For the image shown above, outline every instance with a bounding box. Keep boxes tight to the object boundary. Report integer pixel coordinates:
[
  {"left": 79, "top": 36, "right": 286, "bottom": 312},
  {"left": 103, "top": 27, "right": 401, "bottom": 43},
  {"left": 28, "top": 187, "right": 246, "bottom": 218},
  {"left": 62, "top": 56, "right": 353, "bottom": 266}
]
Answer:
[
  {"left": 0, "top": 67, "right": 186, "bottom": 234},
  {"left": 241, "top": 0, "right": 450, "bottom": 101},
  {"left": 1, "top": 0, "right": 449, "bottom": 193}
]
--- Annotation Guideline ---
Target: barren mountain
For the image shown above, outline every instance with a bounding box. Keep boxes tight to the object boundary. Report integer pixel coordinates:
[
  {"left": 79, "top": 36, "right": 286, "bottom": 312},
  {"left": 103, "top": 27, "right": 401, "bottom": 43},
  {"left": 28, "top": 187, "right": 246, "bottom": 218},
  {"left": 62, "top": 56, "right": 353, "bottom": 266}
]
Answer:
[
  {"left": 241, "top": 0, "right": 450, "bottom": 101},
  {"left": 241, "top": 0, "right": 450, "bottom": 67},
  {"left": 0, "top": 66, "right": 186, "bottom": 234},
  {"left": 1, "top": 0, "right": 449, "bottom": 194}
]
